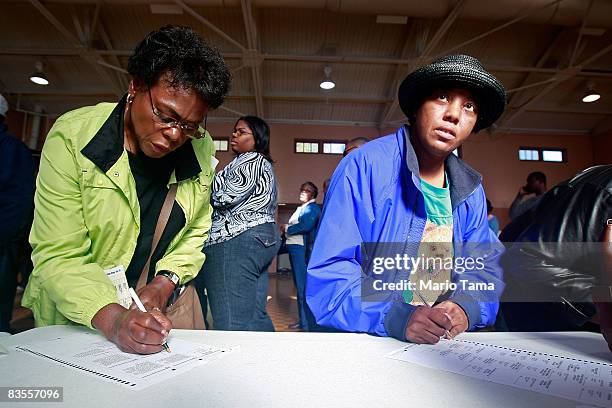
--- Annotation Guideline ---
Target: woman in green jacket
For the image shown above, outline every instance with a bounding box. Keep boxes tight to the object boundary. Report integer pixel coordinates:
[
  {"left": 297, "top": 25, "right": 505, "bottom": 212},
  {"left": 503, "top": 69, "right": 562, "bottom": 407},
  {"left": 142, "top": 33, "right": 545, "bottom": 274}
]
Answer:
[{"left": 22, "top": 25, "right": 230, "bottom": 354}]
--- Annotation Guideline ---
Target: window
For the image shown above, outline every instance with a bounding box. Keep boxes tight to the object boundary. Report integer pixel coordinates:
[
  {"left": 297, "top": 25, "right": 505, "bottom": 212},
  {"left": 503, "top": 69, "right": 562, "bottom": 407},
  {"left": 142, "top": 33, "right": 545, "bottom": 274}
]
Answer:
[
  {"left": 213, "top": 138, "right": 229, "bottom": 152},
  {"left": 541, "top": 149, "right": 564, "bottom": 162},
  {"left": 295, "top": 141, "right": 319, "bottom": 154},
  {"left": 518, "top": 148, "right": 539, "bottom": 161},
  {"left": 323, "top": 142, "right": 346, "bottom": 155},
  {"left": 519, "top": 147, "right": 566, "bottom": 163}
]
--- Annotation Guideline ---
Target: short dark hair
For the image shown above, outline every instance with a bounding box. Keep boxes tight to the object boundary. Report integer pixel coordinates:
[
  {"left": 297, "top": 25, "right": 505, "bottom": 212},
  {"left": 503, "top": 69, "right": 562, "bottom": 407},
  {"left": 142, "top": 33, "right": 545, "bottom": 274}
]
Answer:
[
  {"left": 300, "top": 181, "right": 318, "bottom": 199},
  {"left": 127, "top": 25, "right": 231, "bottom": 109},
  {"left": 486, "top": 199, "right": 493, "bottom": 213},
  {"left": 528, "top": 171, "right": 547, "bottom": 185},
  {"left": 236, "top": 115, "right": 273, "bottom": 162}
]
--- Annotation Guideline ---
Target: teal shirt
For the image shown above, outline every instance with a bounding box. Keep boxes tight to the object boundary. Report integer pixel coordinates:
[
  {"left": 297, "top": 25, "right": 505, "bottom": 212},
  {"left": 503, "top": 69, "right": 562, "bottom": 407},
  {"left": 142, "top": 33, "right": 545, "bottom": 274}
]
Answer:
[
  {"left": 420, "top": 177, "right": 453, "bottom": 225},
  {"left": 402, "top": 176, "right": 454, "bottom": 305}
]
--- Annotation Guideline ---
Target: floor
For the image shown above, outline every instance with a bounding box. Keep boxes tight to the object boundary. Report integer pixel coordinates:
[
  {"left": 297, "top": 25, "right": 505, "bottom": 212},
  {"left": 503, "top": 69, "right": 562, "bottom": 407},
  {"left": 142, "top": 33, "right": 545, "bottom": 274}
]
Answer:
[{"left": 10, "top": 272, "right": 301, "bottom": 333}]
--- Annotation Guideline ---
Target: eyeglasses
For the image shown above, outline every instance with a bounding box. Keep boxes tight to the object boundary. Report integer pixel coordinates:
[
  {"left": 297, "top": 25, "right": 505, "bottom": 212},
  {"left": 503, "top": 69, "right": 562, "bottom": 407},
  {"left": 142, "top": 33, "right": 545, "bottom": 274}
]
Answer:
[
  {"left": 147, "top": 88, "right": 207, "bottom": 139},
  {"left": 232, "top": 128, "right": 253, "bottom": 137}
]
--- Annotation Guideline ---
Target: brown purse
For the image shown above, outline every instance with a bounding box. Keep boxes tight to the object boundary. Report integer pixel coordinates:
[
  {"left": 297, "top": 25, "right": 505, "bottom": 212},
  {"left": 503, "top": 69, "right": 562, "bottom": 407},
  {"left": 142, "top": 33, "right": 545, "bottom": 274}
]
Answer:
[{"left": 135, "top": 184, "right": 206, "bottom": 330}]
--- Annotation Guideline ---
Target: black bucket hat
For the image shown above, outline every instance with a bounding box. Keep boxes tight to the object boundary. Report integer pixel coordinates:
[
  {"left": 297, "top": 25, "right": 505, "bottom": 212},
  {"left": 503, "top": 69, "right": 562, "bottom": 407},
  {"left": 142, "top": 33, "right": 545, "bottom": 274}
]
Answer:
[{"left": 398, "top": 54, "right": 507, "bottom": 133}]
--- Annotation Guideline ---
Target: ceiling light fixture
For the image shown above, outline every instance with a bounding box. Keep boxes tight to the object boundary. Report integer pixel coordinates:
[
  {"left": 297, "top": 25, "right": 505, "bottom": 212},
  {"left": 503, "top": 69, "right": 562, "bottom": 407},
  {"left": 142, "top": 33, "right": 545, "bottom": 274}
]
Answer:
[
  {"left": 319, "top": 65, "right": 335, "bottom": 90},
  {"left": 29, "top": 61, "right": 49, "bottom": 86},
  {"left": 582, "top": 82, "right": 600, "bottom": 103}
]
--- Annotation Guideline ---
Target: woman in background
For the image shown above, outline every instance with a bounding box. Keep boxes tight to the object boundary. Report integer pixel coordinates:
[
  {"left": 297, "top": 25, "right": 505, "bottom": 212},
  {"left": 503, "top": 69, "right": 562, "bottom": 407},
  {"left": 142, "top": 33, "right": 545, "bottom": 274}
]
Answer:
[
  {"left": 282, "top": 182, "right": 321, "bottom": 331},
  {"left": 197, "top": 116, "right": 279, "bottom": 331}
]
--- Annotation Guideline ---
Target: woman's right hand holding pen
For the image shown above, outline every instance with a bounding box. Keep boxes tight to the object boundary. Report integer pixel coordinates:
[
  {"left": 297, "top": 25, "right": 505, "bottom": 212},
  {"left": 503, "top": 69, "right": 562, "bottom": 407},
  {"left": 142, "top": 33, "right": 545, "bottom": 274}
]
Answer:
[{"left": 92, "top": 303, "right": 172, "bottom": 354}]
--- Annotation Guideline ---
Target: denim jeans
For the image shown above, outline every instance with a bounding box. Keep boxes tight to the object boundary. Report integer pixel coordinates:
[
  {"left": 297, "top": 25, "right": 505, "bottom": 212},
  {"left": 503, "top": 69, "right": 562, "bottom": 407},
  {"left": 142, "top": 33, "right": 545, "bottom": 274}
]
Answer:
[
  {"left": 286, "top": 244, "right": 318, "bottom": 331},
  {"left": 196, "top": 222, "right": 280, "bottom": 331}
]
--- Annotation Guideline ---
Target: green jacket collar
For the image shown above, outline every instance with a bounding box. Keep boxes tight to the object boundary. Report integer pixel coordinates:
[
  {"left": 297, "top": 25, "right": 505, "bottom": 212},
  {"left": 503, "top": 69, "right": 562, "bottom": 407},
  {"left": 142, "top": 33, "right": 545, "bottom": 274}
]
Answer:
[{"left": 81, "top": 95, "right": 202, "bottom": 182}]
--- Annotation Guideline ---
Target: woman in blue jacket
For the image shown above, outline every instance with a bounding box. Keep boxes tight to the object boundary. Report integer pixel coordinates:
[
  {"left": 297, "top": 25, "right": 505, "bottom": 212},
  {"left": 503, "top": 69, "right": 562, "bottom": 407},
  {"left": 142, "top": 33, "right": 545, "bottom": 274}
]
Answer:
[
  {"left": 307, "top": 55, "right": 506, "bottom": 343},
  {"left": 282, "top": 182, "right": 321, "bottom": 330}
]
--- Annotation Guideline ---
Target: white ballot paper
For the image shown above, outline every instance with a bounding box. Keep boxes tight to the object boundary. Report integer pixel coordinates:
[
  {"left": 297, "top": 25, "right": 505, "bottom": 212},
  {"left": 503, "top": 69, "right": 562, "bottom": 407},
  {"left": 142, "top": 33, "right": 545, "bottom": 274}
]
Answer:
[
  {"left": 14, "top": 331, "right": 233, "bottom": 390},
  {"left": 387, "top": 339, "right": 612, "bottom": 407}
]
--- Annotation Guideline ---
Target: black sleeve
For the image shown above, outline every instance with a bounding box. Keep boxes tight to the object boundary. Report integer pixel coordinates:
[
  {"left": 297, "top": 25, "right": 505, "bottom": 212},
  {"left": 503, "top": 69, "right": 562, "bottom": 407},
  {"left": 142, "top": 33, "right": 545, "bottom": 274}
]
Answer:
[{"left": 0, "top": 136, "right": 35, "bottom": 244}]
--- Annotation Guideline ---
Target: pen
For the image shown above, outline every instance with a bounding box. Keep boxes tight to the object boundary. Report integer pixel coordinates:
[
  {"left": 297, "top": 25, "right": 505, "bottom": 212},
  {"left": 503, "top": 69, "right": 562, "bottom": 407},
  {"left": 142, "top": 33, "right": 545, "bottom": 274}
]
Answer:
[
  {"left": 128, "top": 287, "right": 171, "bottom": 353},
  {"left": 413, "top": 288, "right": 452, "bottom": 340}
]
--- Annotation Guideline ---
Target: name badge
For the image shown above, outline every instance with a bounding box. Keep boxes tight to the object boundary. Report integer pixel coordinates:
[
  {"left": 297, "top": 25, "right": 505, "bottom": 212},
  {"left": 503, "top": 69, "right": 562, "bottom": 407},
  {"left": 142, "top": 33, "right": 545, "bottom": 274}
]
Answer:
[
  {"left": 104, "top": 265, "right": 132, "bottom": 309},
  {"left": 210, "top": 156, "right": 219, "bottom": 170}
]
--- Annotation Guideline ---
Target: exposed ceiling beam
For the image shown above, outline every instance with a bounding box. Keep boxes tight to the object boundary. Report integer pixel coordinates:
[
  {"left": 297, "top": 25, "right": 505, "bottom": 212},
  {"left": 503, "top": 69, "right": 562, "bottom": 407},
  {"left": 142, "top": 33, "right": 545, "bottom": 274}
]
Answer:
[
  {"left": 97, "top": 22, "right": 129, "bottom": 90},
  {"left": 489, "top": 65, "right": 612, "bottom": 78},
  {"left": 230, "top": 93, "right": 390, "bottom": 104},
  {"left": 377, "top": 20, "right": 420, "bottom": 127},
  {"left": 241, "top": 0, "right": 256, "bottom": 50},
  {"left": 493, "top": 127, "right": 590, "bottom": 135},
  {"left": 7, "top": 87, "right": 611, "bottom": 113},
  {"left": 71, "top": 9, "right": 87, "bottom": 44},
  {"left": 422, "top": 1, "right": 465, "bottom": 57},
  {"left": 231, "top": 64, "right": 247, "bottom": 74},
  {"left": 506, "top": 78, "right": 558, "bottom": 94},
  {"left": 251, "top": 65, "right": 265, "bottom": 117},
  {"left": 13, "top": 107, "right": 58, "bottom": 118},
  {"left": 433, "top": 0, "right": 565, "bottom": 58},
  {"left": 580, "top": 42, "right": 612, "bottom": 67},
  {"left": 378, "top": 0, "right": 573, "bottom": 127},
  {"left": 6, "top": 89, "right": 390, "bottom": 104},
  {"left": 88, "top": 0, "right": 102, "bottom": 48},
  {"left": 29, "top": 0, "right": 82, "bottom": 47},
  {"left": 569, "top": 0, "right": 595, "bottom": 66},
  {"left": 491, "top": 26, "right": 570, "bottom": 133},
  {"left": 173, "top": 0, "right": 246, "bottom": 52},
  {"left": 218, "top": 105, "right": 246, "bottom": 117},
  {"left": 493, "top": 62, "right": 612, "bottom": 132},
  {"left": 0, "top": 48, "right": 101, "bottom": 56},
  {"left": 526, "top": 106, "right": 612, "bottom": 115},
  {"left": 504, "top": 27, "right": 568, "bottom": 107},
  {"left": 241, "top": 0, "right": 264, "bottom": 117},
  {"left": 3, "top": 91, "right": 117, "bottom": 98},
  {"left": 496, "top": 42, "right": 612, "bottom": 132},
  {"left": 27, "top": 0, "right": 123, "bottom": 96},
  {"left": 496, "top": 77, "right": 571, "bottom": 132},
  {"left": 379, "top": 0, "right": 466, "bottom": 127},
  {"left": 4, "top": 46, "right": 612, "bottom": 79},
  {"left": 250, "top": 118, "right": 384, "bottom": 127},
  {"left": 97, "top": 59, "right": 127, "bottom": 74},
  {"left": 205, "top": 116, "right": 386, "bottom": 127}
]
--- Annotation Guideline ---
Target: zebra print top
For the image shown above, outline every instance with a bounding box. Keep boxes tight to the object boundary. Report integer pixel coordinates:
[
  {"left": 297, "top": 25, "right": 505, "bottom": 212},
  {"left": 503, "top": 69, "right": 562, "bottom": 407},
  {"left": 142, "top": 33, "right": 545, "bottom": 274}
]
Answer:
[{"left": 205, "top": 151, "right": 277, "bottom": 246}]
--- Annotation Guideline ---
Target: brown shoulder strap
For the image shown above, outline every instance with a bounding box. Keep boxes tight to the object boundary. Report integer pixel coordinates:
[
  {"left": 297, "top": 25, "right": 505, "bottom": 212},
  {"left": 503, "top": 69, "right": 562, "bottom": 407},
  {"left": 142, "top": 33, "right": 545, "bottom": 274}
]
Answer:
[{"left": 136, "top": 184, "right": 178, "bottom": 290}]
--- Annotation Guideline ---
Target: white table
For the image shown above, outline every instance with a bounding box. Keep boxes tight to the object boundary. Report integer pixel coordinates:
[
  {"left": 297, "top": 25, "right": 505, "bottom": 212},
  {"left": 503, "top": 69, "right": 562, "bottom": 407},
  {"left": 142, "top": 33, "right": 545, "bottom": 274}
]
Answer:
[{"left": 1, "top": 326, "right": 611, "bottom": 407}]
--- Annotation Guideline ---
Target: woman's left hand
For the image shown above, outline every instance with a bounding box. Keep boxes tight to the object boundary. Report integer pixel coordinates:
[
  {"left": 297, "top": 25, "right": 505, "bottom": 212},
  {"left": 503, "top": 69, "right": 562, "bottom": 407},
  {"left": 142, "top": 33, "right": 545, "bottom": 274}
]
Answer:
[{"left": 132, "top": 275, "right": 176, "bottom": 312}]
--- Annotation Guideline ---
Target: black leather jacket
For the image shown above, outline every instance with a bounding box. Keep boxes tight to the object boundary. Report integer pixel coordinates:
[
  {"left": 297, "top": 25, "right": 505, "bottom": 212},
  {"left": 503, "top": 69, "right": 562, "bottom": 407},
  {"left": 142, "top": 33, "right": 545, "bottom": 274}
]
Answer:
[{"left": 500, "top": 165, "right": 612, "bottom": 330}]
